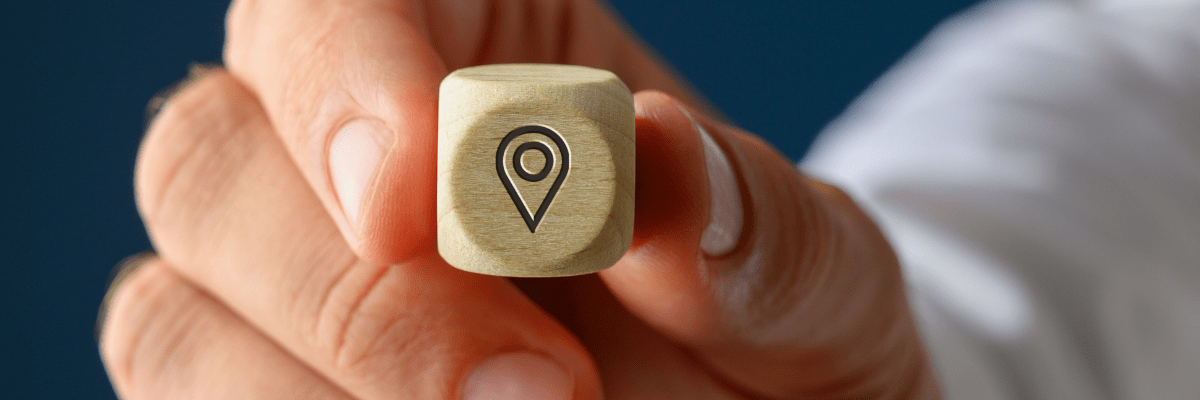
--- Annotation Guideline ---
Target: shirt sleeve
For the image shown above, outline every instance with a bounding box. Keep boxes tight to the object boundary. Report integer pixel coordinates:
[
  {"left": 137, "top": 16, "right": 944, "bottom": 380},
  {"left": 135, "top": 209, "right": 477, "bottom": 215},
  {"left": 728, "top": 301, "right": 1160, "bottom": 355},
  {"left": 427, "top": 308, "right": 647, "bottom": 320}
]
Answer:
[{"left": 801, "top": 1, "right": 1200, "bottom": 398}]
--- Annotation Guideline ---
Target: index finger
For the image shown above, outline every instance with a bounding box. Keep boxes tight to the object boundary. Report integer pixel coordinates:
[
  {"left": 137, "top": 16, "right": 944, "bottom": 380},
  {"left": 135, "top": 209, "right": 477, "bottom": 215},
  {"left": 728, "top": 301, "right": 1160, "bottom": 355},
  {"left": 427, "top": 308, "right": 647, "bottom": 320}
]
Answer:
[
  {"left": 223, "top": 0, "right": 708, "bottom": 264},
  {"left": 136, "top": 70, "right": 602, "bottom": 399}
]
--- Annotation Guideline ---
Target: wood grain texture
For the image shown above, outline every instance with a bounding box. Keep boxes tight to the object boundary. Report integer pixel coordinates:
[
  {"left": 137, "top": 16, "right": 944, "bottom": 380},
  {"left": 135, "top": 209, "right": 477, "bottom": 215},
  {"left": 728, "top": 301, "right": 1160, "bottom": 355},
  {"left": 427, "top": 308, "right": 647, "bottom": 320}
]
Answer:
[{"left": 437, "top": 64, "right": 635, "bottom": 277}]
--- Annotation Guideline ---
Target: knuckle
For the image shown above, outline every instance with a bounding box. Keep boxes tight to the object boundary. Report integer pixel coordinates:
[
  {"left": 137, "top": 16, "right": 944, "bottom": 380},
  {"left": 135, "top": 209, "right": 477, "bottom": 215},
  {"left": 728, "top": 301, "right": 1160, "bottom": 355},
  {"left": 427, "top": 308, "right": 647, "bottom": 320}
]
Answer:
[
  {"left": 99, "top": 262, "right": 201, "bottom": 399},
  {"left": 312, "top": 263, "right": 442, "bottom": 382},
  {"left": 134, "top": 71, "right": 265, "bottom": 254},
  {"left": 222, "top": 0, "right": 266, "bottom": 70},
  {"left": 223, "top": 0, "right": 257, "bottom": 39}
]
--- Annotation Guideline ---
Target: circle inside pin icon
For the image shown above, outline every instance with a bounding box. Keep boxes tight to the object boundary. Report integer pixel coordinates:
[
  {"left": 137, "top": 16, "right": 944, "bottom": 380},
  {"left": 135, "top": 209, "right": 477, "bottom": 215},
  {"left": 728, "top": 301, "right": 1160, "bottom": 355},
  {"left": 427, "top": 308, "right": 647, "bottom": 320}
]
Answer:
[{"left": 514, "top": 141, "right": 552, "bottom": 182}]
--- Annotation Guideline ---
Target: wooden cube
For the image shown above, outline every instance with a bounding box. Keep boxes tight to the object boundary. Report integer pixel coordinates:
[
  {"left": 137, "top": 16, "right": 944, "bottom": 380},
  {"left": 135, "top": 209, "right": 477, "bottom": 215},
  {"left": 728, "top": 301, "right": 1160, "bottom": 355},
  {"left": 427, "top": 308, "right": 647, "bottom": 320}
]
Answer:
[{"left": 437, "top": 64, "right": 635, "bottom": 277}]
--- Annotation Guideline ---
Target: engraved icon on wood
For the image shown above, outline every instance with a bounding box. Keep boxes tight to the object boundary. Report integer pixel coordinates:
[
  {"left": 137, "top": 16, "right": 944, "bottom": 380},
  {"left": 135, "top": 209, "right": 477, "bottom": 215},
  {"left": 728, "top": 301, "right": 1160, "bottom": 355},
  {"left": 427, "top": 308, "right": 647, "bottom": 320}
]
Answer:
[
  {"left": 438, "top": 64, "right": 635, "bottom": 277},
  {"left": 496, "top": 125, "right": 569, "bottom": 233}
]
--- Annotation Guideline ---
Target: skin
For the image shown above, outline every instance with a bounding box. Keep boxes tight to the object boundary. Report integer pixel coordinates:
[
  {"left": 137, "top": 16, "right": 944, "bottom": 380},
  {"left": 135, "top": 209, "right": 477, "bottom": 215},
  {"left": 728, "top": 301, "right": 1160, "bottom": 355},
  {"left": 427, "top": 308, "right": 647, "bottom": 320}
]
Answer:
[{"left": 97, "top": 0, "right": 941, "bottom": 398}]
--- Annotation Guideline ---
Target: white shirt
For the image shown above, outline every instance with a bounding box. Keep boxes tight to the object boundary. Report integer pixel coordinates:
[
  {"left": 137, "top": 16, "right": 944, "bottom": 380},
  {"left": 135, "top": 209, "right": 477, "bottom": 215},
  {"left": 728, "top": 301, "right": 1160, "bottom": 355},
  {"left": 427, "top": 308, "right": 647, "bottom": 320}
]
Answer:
[{"left": 801, "top": 0, "right": 1200, "bottom": 398}]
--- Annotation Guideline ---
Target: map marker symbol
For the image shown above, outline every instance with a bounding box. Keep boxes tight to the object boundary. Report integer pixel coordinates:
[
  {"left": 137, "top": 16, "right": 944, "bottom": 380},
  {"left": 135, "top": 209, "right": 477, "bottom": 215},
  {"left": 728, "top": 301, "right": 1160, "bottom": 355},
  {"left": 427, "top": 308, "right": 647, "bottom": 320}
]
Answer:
[{"left": 496, "top": 125, "right": 570, "bottom": 233}]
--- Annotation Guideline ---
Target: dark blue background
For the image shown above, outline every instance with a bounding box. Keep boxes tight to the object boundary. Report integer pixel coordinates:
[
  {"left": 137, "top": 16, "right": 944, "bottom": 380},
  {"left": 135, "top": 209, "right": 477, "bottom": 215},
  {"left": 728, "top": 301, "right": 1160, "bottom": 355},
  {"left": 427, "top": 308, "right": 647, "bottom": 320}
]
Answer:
[{"left": 1, "top": 1, "right": 978, "bottom": 397}]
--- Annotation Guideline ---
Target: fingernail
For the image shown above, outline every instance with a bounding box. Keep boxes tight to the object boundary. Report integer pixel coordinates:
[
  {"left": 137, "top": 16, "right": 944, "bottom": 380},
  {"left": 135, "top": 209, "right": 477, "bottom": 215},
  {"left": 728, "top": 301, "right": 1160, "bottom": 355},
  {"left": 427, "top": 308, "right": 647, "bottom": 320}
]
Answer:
[
  {"left": 683, "top": 110, "right": 743, "bottom": 256},
  {"left": 463, "top": 352, "right": 573, "bottom": 400},
  {"left": 329, "top": 118, "right": 392, "bottom": 229},
  {"left": 97, "top": 252, "right": 156, "bottom": 346}
]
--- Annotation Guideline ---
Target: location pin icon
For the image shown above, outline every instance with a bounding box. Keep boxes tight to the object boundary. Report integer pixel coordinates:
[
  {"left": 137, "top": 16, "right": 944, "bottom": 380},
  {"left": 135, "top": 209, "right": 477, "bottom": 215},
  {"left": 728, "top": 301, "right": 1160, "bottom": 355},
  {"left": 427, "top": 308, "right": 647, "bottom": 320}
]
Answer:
[
  {"left": 496, "top": 125, "right": 570, "bottom": 233},
  {"left": 438, "top": 64, "right": 633, "bottom": 277}
]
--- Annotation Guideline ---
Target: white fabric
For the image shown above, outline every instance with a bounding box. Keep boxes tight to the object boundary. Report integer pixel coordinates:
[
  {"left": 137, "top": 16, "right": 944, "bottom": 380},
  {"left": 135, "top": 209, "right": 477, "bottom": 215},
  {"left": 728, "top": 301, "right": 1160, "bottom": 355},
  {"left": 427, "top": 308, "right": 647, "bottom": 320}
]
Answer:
[{"left": 801, "top": 0, "right": 1200, "bottom": 398}]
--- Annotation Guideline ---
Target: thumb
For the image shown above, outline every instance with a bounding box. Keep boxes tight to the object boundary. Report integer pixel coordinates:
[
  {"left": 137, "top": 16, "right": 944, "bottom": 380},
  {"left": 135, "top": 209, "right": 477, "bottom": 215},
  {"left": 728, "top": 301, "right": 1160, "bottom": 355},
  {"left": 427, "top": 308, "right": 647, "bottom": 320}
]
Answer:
[{"left": 600, "top": 91, "right": 938, "bottom": 398}]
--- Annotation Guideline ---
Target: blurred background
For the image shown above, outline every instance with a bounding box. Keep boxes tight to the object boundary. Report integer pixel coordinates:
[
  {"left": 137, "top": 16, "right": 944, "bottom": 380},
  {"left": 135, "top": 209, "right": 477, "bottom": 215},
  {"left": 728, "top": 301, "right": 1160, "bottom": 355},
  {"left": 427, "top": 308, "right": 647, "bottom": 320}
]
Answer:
[{"left": 1, "top": 0, "right": 979, "bottom": 397}]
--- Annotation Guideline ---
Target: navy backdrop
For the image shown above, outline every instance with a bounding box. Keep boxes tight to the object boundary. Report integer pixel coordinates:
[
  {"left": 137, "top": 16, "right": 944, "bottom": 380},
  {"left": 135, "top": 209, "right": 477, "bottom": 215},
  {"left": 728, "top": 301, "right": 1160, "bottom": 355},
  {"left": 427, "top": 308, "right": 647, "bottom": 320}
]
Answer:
[{"left": 1, "top": 1, "right": 978, "bottom": 397}]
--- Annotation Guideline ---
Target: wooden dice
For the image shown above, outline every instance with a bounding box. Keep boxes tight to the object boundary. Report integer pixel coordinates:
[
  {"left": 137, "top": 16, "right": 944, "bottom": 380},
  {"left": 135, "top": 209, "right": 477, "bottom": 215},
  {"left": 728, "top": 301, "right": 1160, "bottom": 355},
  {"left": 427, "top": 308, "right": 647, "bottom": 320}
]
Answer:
[{"left": 437, "top": 64, "right": 635, "bottom": 277}]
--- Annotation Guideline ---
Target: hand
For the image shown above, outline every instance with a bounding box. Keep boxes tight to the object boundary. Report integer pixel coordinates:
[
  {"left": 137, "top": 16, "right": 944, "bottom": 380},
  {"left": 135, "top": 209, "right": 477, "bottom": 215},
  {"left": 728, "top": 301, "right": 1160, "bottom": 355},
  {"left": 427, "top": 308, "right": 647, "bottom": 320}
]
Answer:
[{"left": 98, "top": 0, "right": 939, "bottom": 398}]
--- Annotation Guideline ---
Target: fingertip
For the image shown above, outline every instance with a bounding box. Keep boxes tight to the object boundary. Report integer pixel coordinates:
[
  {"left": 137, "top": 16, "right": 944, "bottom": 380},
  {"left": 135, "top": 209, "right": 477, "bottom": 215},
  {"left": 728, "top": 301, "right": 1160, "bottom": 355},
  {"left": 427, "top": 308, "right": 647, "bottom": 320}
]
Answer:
[
  {"left": 325, "top": 51, "right": 444, "bottom": 266},
  {"left": 348, "top": 119, "right": 439, "bottom": 265},
  {"left": 632, "top": 90, "right": 678, "bottom": 119},
  {"left": 629, "top": 90, "right": 709, "bottom": 246}
]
